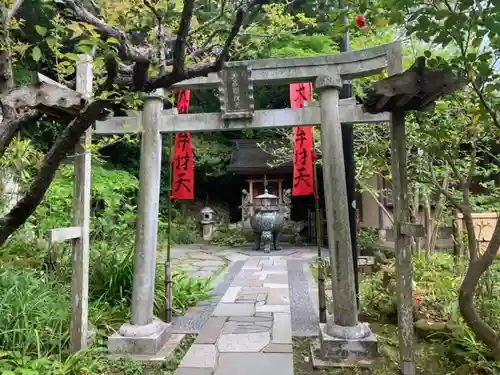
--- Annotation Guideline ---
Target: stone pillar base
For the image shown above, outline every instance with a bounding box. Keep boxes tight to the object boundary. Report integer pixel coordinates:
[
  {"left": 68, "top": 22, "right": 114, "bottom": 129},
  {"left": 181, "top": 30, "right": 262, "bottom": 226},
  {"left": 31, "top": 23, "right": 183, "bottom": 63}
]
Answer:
[
  {"left": 107, "top": 319, "right": 171, "bottom": 355},
  {"left": 310, "top": 323, "right": 378, "bottom": 371}
]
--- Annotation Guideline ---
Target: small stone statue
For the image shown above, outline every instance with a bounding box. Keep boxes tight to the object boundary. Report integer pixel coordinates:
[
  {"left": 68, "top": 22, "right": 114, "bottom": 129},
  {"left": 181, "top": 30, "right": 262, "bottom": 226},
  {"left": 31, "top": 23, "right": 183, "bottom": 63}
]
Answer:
[{"left": 240, "top": 189, "right": 251, "bottom": 222}]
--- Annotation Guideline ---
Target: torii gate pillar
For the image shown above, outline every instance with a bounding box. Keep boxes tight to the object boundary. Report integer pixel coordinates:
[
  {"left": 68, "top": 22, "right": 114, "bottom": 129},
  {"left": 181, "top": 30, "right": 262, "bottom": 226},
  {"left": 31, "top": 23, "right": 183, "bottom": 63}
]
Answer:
[{"left": 312, "top": 74, "right": 377, "bottom": 366}]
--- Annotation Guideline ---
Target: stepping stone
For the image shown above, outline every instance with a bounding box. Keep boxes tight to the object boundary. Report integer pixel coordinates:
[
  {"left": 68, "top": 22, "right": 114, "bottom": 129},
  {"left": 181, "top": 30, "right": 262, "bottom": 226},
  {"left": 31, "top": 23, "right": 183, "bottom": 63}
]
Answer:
[
  {"left": 221, "top": 320, "right": 272, "bottom": 334},
  {"left": 220, "top": 287, "right": 241, "bottom": 303},
  {"left": 267, "top": 287, "right": 290, "bottom": 305},
  {"left": 189, "top": 253, "right": 223, "bottom": 261},
  {"left": 195, "top": 317, "right": 227, "bottom": 344},
  {"left": 217, "top": 332, "right": 270, "bottom": 352},
  {"left": 228, "top": 313, "right": 272, "bottom": 322},
  {"left": 213, "top": 303, "right": 255, "bottom": 317},
  {"left": 179, "top": 344, "right": 217, "bottom": 368},
  {"left": 256, "top": 305, "right": 290, "bottom": 313},
  {"left": 196, "top": 260, "right": 224, "bottom": 267},
  {"left": 272, "top": 313, "right": 292, "bottom": 344},
  {"left": 214, "top": 353, "right": 293, "bottom": 375}
]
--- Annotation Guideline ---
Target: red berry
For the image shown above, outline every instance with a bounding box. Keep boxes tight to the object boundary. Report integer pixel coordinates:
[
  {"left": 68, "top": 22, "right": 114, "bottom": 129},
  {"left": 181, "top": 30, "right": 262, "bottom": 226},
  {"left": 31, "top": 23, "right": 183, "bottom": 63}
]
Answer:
[{"left": 355, "top": 15, "right": 366, "bottom": 28}]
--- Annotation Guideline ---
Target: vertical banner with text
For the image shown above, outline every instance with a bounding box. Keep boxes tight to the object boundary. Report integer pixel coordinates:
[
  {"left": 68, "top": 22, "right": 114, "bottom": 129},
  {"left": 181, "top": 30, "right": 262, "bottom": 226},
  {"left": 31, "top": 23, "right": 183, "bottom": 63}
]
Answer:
[
  {"left": 290, "top": 83, "right": 314, "bottom": 196},
  {"left": 170, "top": 90, "right": 194, "bottom": 200}
]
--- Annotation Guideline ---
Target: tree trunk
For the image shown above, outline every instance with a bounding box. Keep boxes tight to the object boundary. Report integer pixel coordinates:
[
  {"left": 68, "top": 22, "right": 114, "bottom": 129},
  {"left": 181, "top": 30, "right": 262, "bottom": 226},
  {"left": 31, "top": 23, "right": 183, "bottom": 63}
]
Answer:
[
  {"left": 410, "top": 184, "right": 420, "bottom": 254},
  {"left": 423, "top": 194, "right": 432, "bottom": 261},
  {"left": 0, "top": 101, "right": 110, "bottom": 245},
  {"left": 459, "top": 209, "right": 500, "bottom": 360},
  {"left": 0, "top": 5, "right": 16, "bottom": 154},
  {"left": 451, "top": 209, "right": 463, "bottom": 258}
]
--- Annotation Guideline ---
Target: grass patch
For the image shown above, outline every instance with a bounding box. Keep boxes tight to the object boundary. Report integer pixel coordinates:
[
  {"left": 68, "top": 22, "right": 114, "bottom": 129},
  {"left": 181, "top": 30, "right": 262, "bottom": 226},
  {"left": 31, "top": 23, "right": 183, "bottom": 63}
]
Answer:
[{"left": 0, "top": 334, "right": 197, "bottom": 375}]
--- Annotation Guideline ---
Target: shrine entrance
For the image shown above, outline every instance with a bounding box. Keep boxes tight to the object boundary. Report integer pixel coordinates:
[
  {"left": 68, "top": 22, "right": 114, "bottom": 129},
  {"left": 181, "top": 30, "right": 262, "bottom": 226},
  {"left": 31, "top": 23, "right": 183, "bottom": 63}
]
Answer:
[{"left": 95, "top": 42, "right": 408, "bottom": 372}]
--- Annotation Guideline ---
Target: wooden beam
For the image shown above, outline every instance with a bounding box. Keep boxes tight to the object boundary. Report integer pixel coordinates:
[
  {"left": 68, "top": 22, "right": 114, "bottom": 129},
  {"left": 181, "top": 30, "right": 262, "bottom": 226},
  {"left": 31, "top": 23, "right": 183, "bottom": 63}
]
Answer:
[
  {"left": 47, "top": 226, "right": 82, "bottom": 245},
  {"left": 95, "top": 99, "right": 390, "bottom": 135},
  {"left": 387, "top": 42, "right": 416, "bottom": 375},
  {"left": 170, "top": 43, "right": 398, "bottom": 90}
]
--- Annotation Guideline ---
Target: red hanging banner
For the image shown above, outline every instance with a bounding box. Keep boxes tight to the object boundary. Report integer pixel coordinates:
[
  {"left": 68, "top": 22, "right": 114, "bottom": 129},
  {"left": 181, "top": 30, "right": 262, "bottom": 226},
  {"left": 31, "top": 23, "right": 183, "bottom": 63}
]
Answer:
[
  {"left": 170, "top": 90, "right": 194, "bottom": 200},
  {"left": 290, "top": 83, "right": 314, "bottom": 196}
]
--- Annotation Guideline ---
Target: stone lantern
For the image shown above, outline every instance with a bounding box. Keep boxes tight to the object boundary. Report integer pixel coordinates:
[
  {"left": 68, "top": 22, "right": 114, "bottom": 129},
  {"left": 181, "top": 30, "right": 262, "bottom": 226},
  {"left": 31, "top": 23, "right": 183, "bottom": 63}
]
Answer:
[
  {"left": 250, "top": 188, "right": 285, "bottom": 253},
  {"left": 200, "top": 206, "right": 216, "bottom": 241}
]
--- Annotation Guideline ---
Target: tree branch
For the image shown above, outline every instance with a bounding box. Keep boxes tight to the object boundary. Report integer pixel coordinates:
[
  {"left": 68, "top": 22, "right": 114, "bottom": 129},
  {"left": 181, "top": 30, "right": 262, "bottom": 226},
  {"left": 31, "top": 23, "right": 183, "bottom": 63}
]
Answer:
[
  {"left": 188, "top": 0, "right": 228, "bottom": 36},
  {"left": 144, "top": 0, "right": 263, "bottom": 91},
  {"left": 0, "top": 109, "right": 39, "bottom": 157},
  {"left": 459, "top": 215, "right": 500, "bottom": 360},
  {"left": 59, "top": 0, "right": 147, "bottom": 63},
  {"left": 0, "top": 100, "right": 112, "bottom": 245},
  {"left": 471, "top": 80, "right": 500, "bottom": 131},
  {"left": 6, "top": 0, "right": 24, "bottom": 23},
  {"left": 172, "top": 0, "right": 196, "bottom": 75}
]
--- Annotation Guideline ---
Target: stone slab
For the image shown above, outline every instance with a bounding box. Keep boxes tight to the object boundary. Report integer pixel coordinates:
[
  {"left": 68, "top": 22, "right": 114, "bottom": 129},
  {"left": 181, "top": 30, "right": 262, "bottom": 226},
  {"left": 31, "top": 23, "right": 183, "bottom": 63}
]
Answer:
[
  {"left": 220, "top": 287, "right": 241, "bottom": 303},
  {"left": 228, "top": 313, "right": 273, "bottom": 322},
  {"left": 221, "top": 320, "right": 272, "bottom": 334},
  {"left": 263, "top": 283, "right": 288, "bottom": 288},
  {"left": 179, "top": 344, "right": 217, "bottom": 368},
  {"left": 216, "top": 332, "right": 270, "bottom": 352},
  {"left": 195, "top": 317, "right": 227, "bottom": 344},
  {"left": 263, "top": 343, "right": 293, "bottom": 353},
  {"left": 213, "top": 303, "right": 255, "bottom": 317},
  {"left": 174, "top": 368, "right": 215, "bottom": 375},
  {"left": 231, "top": 280, "right": 265, "bottom": 287},
  {"left": 287, "top": 260, "right": 319, "bottom": 337},
  {"left": 256, "top": 305, "right": 290, "bottom": 313},
  {"left": 214, "top": 353, "right": 293, "bottom": 375},
  {"left": 263, "top": 273, "right": 289, "bottom": 284},
  {"left": 267, "top": 287, "right": 290, "bottom": 305},
  {"left": 272, "top": 313, "right": 292, "bottom": 344}
]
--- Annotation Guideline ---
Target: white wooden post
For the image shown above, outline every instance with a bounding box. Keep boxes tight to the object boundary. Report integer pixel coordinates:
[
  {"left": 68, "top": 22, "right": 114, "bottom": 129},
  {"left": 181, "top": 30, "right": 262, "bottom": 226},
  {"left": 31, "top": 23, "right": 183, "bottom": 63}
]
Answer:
[
  {"left": 42, "top": 60, "right": 94, "bottom": 351},
  {"left": 70, "top": 54, "right": 93, "bottom": 352}
]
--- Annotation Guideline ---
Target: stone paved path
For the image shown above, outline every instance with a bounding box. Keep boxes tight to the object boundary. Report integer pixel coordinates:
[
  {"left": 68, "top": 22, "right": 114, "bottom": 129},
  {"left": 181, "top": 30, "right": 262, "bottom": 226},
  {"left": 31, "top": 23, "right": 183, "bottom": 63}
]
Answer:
[
  {"left": 174, "top": 256, "right": 294, "bottom": 375},
  {"left": 157, "top": 244, "right": 230, "bottom": 279}
]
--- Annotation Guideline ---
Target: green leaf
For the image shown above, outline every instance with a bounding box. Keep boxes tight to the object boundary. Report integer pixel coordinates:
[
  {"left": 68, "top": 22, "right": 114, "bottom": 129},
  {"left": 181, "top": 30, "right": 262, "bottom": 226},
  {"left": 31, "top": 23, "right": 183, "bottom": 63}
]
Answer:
[
  {"left": 34, "top": 25, "right": 47, "bottom": 36},
  {"left": 106, "top": 37, "right": 120, "bottom": 45},
  {"left": 45, "top": 36, "right": 56, "bottom": 49},
  {"left": 31, "top": 46, "right": 42, "bottom": 62}
]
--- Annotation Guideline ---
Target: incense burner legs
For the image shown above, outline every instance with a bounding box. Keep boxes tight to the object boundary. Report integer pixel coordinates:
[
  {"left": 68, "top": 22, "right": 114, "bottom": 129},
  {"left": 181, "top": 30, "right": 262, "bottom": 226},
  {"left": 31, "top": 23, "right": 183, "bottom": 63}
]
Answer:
[{"left": 250, "top": 210, "right": 284, "bottom": 252}]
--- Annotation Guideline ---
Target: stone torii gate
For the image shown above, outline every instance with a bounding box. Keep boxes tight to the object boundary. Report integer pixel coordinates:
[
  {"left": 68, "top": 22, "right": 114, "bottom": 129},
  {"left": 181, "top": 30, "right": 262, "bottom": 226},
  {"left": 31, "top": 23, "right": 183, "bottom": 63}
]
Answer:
[{"left": 97, "top": 42, "right": 409, "bottom": 369}]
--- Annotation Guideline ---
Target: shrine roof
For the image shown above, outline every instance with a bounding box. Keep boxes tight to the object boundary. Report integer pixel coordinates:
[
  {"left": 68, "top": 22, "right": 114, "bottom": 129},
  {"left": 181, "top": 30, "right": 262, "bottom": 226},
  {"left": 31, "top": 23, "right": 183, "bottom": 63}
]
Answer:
[{"left": 227, "top": 139, "right": 292, "bottom": 175}]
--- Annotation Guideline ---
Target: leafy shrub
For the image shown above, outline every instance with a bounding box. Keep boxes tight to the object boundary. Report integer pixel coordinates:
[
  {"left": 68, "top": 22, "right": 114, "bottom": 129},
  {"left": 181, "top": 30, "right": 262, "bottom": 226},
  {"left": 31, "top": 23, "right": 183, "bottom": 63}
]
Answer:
[
  {"left": 359, "top": 252, "right": 500, "bottom": 372},
  {"left": 161, "top": 272, "right": 212, "bottom": 315},
  {"left": 210, "top": 225, "right": 247, "bottom": 247},
  {"left": 164, "top": 216, "right": 200, "bottom": 245},
  {"left": 358, "top": 228, "right": 385, "bottom": 256},
  {"left": 89, "top": 244, "right": 211, "bottom": 316}
]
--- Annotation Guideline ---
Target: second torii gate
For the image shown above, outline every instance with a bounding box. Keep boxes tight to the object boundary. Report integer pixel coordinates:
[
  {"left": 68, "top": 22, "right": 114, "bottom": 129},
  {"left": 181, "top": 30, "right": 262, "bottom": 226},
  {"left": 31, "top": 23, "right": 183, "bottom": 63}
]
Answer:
[{"left": 97, "top": 42, "right": 410, "bottom": 370}]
